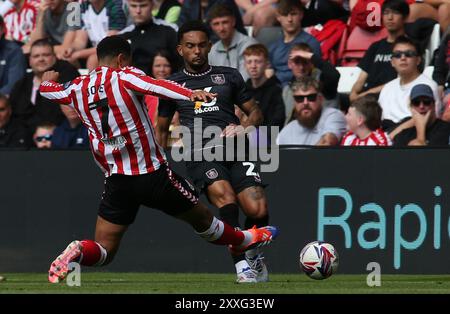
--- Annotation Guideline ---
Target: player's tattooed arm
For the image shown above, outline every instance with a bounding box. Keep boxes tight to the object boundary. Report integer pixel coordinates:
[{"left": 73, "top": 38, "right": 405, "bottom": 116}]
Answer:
[{"left": 239, "top": 99, "right": 263, "bottom": 128}]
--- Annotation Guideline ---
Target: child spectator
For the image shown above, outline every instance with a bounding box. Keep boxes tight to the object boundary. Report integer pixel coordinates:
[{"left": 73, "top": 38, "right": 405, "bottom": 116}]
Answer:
[
  {"left": 33, "top": 122, "right": 55, "bottom": 149},
  {"left": 341, "top": 96, "right": 392, "bottom": 146},
  {"left": 243, "top": 43, "right": 285, "bottom": 130}
]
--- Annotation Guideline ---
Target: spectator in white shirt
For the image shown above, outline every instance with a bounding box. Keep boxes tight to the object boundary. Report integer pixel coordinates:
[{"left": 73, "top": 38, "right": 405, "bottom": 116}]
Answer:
[{"left": 378, "top": 35, "right": 441, "bottom": 130}]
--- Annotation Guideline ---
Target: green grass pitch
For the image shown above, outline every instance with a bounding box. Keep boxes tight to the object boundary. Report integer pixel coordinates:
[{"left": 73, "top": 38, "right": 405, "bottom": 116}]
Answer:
[{"left": 1, "top": 273, "right": 450, "bottom": 294}]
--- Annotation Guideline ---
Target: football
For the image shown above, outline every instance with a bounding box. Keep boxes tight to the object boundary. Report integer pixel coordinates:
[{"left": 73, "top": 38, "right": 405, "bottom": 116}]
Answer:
[{"left": 299, "top": 241, "right": 339, "bottom": 280}]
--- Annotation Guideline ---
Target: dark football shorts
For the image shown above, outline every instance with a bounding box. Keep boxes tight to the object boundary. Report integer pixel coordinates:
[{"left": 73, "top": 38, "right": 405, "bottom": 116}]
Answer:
[
  {"left": 98, "top": 163, "right": 199, "bottom": 225},
  {"left": 185, "top": 160, "right": 265, "bottom": 194}
]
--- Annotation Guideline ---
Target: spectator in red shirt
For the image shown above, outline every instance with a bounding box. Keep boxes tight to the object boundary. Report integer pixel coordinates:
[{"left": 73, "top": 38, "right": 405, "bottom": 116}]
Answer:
[
  {"left": 3, "top": 0, "right": 38, "bottom": 49},
  {"left": 341, "top": 96, "right": 392, "bottom": 146}
]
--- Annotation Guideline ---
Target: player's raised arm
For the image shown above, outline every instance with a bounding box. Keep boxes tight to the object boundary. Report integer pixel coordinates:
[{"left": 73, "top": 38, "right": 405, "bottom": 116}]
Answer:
[
  {"left": 122, "top": 71, "right": 216, "bottom": 102},
  {"left": 39, "top": 70, "right": 73, "bottom": 105},
  {"left": 122, "top": 71, "right": 193, "bottom": 100}
]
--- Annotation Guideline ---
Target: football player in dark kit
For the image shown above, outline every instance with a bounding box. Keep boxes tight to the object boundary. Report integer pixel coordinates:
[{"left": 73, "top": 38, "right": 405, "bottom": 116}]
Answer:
[{"left": 157, "top": 20, "right": 273, "bottom": 283}]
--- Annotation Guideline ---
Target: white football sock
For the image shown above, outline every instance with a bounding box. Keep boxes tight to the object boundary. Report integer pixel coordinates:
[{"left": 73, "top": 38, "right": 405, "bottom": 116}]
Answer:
[
  {"left": 235, "top": 260, "right": 251, "bottom": 273},
  {"left": 196, "top": 216, "right": 224, "bottom": 242}
]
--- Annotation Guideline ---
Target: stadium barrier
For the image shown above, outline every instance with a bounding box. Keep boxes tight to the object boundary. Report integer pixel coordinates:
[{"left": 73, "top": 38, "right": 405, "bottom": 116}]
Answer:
[{"left": 1, "top": 147, "right": 449, "bottom": 274}]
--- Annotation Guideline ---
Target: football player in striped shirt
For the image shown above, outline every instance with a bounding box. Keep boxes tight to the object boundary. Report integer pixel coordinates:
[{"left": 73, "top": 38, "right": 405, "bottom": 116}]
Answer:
[
  {"left": 39, "top": 35, "right": 278, "bottom": 283},
  {"left": 341, "top": 96, "right": 392, "bottom": 146}
]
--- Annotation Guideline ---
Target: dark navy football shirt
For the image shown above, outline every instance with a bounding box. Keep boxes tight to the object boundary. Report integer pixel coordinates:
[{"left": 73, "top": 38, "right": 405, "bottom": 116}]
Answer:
[{"left": 159, "top": 66, "right": 252, "bottom": 151}]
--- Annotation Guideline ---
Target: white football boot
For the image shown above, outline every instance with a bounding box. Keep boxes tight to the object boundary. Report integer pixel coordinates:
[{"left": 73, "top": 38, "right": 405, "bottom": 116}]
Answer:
[
  {"left": 246, "top": 249, "right": 269, "bottom": 282},
  {"left": 235, "top": 260, "right": 257, "bottom": 283}
]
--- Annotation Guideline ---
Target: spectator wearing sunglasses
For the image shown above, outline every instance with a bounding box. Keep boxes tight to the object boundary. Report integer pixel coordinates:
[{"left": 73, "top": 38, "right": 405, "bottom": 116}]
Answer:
[
  {"left": 390, "top": 84, "right": 450, "bottom": 146},
  {"left": 349, "top": 0, "right": 409, "bottom": 103},
  {"left": 276, "top": 76, "right": 346, "bottom": 146},
  {"left": 33, "top": 122, "right": 55, "bottom": 149},
  {"left": 378, "top": 36, "right": 441, "bottom": 130},
  {"left": 283, "top": 43, "right": 340, "bottom": 125}
]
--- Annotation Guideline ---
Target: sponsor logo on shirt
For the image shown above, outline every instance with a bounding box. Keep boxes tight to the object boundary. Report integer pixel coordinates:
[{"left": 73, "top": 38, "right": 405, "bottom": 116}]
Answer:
[
  {"left": 101, "top": 135, "right": 127, "bottom": 150},
  {"left": 193, "top": 87, "right": 219, "bottom": 114},
  {"left": 205, "top": 168, "right": 219, "bottom": 180},
  {"left": 211, "top": 74, "right": 226, "bottom": 85}
]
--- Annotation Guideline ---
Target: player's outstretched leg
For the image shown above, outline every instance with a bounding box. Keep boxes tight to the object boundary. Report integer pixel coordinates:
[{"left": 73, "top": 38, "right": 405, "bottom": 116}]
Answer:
[
  {"left": 175, "top": 202, "right": 278, "bottom": 254},
  {"left": 48, "top": 239, "right": 107, "bottom": 283},
  {"left": 48, "top": 216, "right": 127, "bottom": 283}
]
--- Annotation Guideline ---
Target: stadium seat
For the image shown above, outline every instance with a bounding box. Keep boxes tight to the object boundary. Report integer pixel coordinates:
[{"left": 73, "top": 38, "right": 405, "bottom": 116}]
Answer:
[
  {"left": 255, "top": 26, "right": 282, "bottom": 49},
  {"left": 338, "top": 26, "right": 388, "bottom": 67},
  {"left": 424, "top": 23, "right": 441, "bottom": 67},
  {"left": 335, "top": 66, "right": 435, "bottom": 94},
  {"left": 336, "top": 67, "right": 362, "bottom": 94},
  {"left": 245, "top": 25, "right": 254, "bottom": 37}
]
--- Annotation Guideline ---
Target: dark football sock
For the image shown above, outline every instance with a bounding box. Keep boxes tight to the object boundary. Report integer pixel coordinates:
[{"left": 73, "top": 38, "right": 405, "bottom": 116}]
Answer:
[{"left": 245, "top": 214, "right": 269, "bottom": 229}]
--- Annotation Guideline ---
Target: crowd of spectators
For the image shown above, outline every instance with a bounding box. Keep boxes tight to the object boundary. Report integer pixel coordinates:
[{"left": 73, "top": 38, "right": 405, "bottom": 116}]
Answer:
[{"left": 0, "top": 0, "right": 448, "bottom": 149}]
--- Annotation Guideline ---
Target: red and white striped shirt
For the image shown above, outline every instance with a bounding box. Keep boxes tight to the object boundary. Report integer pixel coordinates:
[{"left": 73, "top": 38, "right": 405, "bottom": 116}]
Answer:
[
  {"left": 3, "top": 0, "right": 38, "bottom": 43},
  {"left": 40, "top": 66, "right": 193, "bottom": 176},
  {"left": 341, "top": 129, "right": 392, "bottom": 146}
]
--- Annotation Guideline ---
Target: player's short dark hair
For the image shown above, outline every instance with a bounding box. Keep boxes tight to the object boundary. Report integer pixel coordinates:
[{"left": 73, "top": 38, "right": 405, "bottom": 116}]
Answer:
[
  {"left": 97, "top": 35, "right": 131, "bottom": 61},
  {"left": 31, "top": 38, "right": 54, "bottom": 51},
  {"left": 350, "top": 95, "right": 382, "bottom": 131},
  {"left": 382, "top": 0, "right": 410, "bottom": 18},
  {"left": 277, "top": 0, "right": 304, "bottom": 15},
  {"left": 207, "top": 3, "right": 234, "bottom": 22},
  {"left": 243, "top": 44, "right": 269, "bottom": 60},
  {"left": 392, "top": 35, "right": 422, "bottom": 55},
  {"left": 177, "top": 20, "right": 210, "bottom": 43}
]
